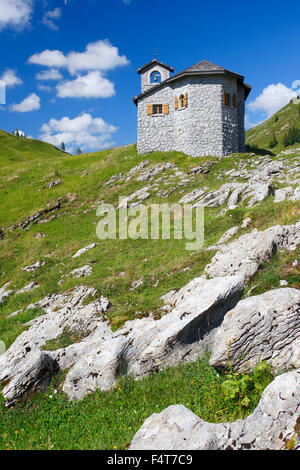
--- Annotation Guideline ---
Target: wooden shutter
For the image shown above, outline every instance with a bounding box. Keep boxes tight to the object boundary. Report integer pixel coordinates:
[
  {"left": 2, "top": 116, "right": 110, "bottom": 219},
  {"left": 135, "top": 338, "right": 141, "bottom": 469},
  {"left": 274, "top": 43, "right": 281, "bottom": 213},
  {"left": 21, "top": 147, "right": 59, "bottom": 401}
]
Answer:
[
  {"left": 175, "top": 96, "right": 178, "bottom": 110},
  {"left": 147, "top": 104, "right": 153, "bottom": 115},
  {"left": 184, "top": 92, "right": 188, "bottom": 108},
  {"left": 227, "top": 93, "right": 231, "bottom": 107},
  {"left": 223, "top": 90, "right": 227, "bottom": 105},
  {"left": 163, "top": 104, "right": 169, "bottom": 115},
  {"left": 232, "top": 94, "right": 237, "bottom": 108}
]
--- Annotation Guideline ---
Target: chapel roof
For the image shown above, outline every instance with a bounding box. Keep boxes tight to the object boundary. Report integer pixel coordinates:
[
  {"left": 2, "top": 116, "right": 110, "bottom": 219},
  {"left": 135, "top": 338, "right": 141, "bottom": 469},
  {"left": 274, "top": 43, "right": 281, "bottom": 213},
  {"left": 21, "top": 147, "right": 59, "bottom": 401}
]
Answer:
[
  {"left": 133, "top": 59, "right": 252, "bottom": 105},
  {"left": 137, "top": 59, "right": 174, "bottom": 74}
]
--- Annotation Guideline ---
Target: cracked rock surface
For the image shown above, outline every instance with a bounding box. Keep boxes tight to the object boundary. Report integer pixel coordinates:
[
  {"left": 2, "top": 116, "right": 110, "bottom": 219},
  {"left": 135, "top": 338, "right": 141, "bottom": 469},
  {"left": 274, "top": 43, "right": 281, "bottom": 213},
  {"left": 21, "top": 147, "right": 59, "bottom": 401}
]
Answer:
[
  {"left": 205, "top": 222, "right": 300, "bottom": 279},
  {"left": 62, "top": 274, "right": 245, "bottom": 400},
  {"left": 130, "top": 368, "right": 300, "bottom": 450},
  {"left": 209, "top": 288, "right": 300, "bottom": 373}
]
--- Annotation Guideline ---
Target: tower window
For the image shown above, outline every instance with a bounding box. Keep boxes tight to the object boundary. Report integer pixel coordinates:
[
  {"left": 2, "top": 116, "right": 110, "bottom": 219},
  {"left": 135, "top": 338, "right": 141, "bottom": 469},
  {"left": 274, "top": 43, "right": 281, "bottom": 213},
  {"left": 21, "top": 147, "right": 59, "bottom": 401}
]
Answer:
[{"left": 150, "top": 71, "right": 161, "bottom": 84}]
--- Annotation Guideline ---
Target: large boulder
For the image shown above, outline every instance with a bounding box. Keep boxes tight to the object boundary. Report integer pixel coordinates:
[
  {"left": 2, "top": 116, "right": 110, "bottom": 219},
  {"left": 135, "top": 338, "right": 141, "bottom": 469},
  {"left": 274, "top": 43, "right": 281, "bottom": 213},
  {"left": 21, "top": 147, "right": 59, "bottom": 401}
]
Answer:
[
  {"left": 130, "top": 368, "right": 300, "bottom": 450},
  {"left": 0, "top": 286, "right": 110, "bottom": 404},
  {"left": 62, "top": 275, "right": 245, "bottom": 400},
  {"left": 205, "top": 223, "right": 300, "bottom": 279},
  {"left": 209, "top": 288, "right": 300, "bottom": 373}
]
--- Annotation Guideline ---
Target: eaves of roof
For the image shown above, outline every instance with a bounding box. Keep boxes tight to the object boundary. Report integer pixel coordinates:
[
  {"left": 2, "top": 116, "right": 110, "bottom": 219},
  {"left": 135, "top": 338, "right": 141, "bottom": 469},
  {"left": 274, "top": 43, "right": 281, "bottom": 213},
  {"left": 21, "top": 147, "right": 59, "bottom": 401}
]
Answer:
[{"left": 133, "top": 69, "right": 251, "bottom": 105}]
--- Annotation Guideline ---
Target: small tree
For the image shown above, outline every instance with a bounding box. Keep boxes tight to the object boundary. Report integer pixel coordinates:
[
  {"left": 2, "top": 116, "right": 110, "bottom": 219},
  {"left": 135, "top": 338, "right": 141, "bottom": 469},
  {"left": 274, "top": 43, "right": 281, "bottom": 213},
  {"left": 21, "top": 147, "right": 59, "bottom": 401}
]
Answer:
[
  {"left": 269, "top": 133, "right": 278, "bottom": 148},
  {"left": 76, "top": 147, "right": 82, "bottom": 155},
  {"left": 61, "top": 142, "right": 66, "bottom": 152},
  {"left": 283, "top": 133, "right": 289, "bottom": 147}
]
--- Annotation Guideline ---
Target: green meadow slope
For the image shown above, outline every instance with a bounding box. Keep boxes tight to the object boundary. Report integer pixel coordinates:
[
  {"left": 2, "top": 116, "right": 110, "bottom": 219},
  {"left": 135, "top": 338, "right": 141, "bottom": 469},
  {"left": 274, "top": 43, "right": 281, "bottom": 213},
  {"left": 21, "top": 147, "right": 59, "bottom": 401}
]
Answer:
[
  {"left": 0, "top": 130, "right": 66, "bottom": 167},
  {"left": 0, "top": 138, "right": 299, "bottom": 449},
  {"left": 246, "top": 100, "right": 300, "bottom": 152}
]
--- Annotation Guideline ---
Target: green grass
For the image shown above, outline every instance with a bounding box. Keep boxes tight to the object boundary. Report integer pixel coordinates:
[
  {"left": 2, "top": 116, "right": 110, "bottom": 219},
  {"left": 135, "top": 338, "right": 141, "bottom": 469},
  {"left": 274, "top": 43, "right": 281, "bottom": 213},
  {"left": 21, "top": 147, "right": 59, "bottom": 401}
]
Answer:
[
  {"left": 245, "top": 248, "right": 300, "bottom": 297},
  {"left": 0, "top": 129, "right": 66, "bottom": 167},
  {"left": 246, "top": 101, "right": 300, "bottom": 152},
  {"left": 0, "top": 354, "right": 274, "bottom": 450},
  {"left": 0, "top": 136, "right": 299, "bottom": 449}
]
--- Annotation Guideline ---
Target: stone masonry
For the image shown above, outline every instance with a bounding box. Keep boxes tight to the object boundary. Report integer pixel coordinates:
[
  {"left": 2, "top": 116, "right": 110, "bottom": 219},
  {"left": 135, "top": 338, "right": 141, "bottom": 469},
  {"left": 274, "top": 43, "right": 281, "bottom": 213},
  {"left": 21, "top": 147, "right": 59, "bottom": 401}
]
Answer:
[{"left": 133, "top": 59, "right": 251, "bottom": 158}]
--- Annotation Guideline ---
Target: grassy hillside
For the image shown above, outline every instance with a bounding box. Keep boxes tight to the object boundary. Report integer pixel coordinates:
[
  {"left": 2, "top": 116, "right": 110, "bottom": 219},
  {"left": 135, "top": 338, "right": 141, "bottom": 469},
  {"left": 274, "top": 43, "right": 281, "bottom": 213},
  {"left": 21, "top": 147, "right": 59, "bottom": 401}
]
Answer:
[
  {"left": 0, "top": 130, "right": 66, "bottom": 167},
  {"left": 246, "top": 100, "right": 300, "bottom": 152},
  {"left": 0, "top": 140, "right": 299, "bottom": 449}
]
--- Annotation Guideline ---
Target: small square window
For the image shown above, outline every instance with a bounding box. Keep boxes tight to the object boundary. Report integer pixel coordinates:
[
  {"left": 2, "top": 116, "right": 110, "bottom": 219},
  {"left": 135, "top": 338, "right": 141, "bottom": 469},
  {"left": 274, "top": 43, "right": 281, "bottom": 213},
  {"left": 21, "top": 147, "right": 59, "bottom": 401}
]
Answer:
[{"left": 153, "top": 104, "right": 163, "bottom": 114}]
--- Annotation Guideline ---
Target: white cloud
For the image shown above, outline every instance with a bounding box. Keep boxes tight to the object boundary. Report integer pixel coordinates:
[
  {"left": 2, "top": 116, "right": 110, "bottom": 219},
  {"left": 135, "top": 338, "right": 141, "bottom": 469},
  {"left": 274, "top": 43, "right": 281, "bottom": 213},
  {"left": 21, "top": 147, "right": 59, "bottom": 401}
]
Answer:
[
  {"left": 0, "top": 69, "right": 23, "bottom": 88},
  {"left": 56, "top": 71, "right": 115, "bottom": 98},
  {"left": 42, "top": 7, "right": 61, "bottom": 30},
  {"left": 37, "top": 84, "right": 52, "bottom": 93},
  {"left": 28, "top": 40, "right": 130, "bottom": 74},
  {"left": 248, "top": 82, "right": 300, "bottom": 117},
  {"left": 36, "top": 68, "right": 63, "bottom": 81},
  {"left": 10, "top": 93, "right": 41, "bottom": 112},
  {"left": 0, "top": 0, "right": 33, "bottom": 31},
  {"left": 292, "top": 80, "right": 300, "bottom": 90},
  {"left": 40, "top": 113, "right": 117, "bottom": 152}
]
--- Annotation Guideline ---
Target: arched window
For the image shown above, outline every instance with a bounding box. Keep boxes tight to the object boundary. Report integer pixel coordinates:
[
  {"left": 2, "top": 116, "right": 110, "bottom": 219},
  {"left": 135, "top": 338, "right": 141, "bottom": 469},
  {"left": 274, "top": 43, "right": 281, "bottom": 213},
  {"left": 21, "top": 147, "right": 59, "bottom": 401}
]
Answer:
[
  {"left": 150, "top": 71, "right": 161, "bottom": 84},
  {"left": 179, "top": 93, "right": 188, "bottom": 108}
]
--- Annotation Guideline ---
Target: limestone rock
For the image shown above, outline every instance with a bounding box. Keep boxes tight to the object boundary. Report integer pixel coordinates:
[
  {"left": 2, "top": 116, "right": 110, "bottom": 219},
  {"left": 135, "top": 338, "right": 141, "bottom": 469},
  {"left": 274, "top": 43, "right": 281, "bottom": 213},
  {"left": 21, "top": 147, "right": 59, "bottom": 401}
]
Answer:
[
  {"left": 291, "top": 186, "right": 300, "bottom": 201},
  {"left": 179, "top": 189, "right": 205, "bottom": 204},
  {"left": 205, "top": 222, "right": 300, "bottom": 279},
  {"left": 45, "top": 179, "right": 62, "bottom": 189},
  {"left": 22, "top": 260, "right": 45, "bottom": 272},
  {"left": 2, "top": 349, "right": 57, "bottom": 407},
  {"left": 274, "top": 187, "right": 293, "bottom": 202},
  {"left": 62, "top": 275, "right": 245, "bottom": 400},
  {"left": 243, "top": 182, "right": 273, "bottom": 207},
  {"left": 209, "top": 288, "right": 300, "bottom": 373},
  {"left": 0, "top": 282, "right": 13, "bottom": 306},
  {"left": 216, "top": 226, "right": 239, "bottom": 245},
  {"left": 0, "top": 286, "right": 110, "bottom": 404},
  {"left": 72, "top": 243, "right": 97, "bottom": 259},
  {"left": 136, "top": 163, "right": 177, "bottom": 182},
  {"left": 69, "top": 265, "right": 93, "bottom": 279},
  {"left": 16, "top": 282, "right": 39, "bottom": 295},
  {"left": 118, "top": 187, "right": 151, "bottom": 209},
  {"left": 130, "top": 368, "right": 300, "bottom": 450}
]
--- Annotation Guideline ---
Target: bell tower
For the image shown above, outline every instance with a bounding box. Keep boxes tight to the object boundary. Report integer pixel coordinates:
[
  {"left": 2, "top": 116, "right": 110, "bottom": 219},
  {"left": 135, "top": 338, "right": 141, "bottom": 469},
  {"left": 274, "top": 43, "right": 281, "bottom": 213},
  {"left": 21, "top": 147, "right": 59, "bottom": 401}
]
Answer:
[{"left": 137, "top": 58, "right": 174, "bottom": 93}]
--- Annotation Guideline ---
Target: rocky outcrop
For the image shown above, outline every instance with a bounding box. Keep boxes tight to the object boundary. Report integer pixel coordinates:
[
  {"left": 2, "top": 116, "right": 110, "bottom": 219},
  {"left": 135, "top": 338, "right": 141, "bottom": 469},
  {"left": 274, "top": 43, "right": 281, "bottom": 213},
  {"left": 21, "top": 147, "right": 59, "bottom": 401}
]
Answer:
[
  {"left": 274, "top": 187, "right": 294, "bottom": 202},
  {"left": 22, "top": 260, "right": 45, "bottom": 272},
  {"left": 205, "top": 222, "right": 300, "bottom": 279},
  {"left": 0, "top": 282, "right": 13, "bottom": 306},
  {"left": 130, "top": 368, "right": 300, "bottom": 450},
  {"left": 45, "top": 179, "right": 62, "bottom": 189},
  {"left": 62, "top": 275, "right": 245, "bottom": 400},
  {"left": 0, "top": 275, "right": 245, "bottom": 403},
  {"left": 16, "top": 282, "right": 39, "bottom": 295},
  {"left": 0, "top": 286, "right": 110, "bottom": 405},
  {"left": 19, "top": 199, "right": 62, "bottom": 231},
  {"left": 209, "top": 288, "right": 300, "bottom": 373},
  {"left": 72, "top": 243, "right": 98, "bottom": 259}
]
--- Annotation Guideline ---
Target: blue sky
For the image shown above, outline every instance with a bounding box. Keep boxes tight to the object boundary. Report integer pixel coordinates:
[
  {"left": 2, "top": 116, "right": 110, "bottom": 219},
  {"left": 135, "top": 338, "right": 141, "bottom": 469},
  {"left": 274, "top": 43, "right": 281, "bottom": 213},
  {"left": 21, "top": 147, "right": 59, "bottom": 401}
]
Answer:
[{"left": 0, "top": 0, "right": 300, "bottom": 153}]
